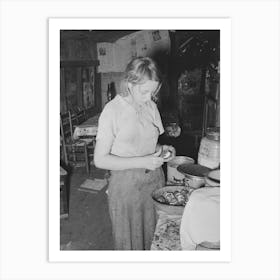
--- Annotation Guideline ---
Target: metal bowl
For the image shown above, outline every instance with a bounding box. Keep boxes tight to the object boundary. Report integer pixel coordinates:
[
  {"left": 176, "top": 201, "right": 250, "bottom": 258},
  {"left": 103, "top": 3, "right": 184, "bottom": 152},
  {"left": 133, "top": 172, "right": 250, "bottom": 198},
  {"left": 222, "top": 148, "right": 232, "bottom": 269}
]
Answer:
[{"left": 152, "top": 186, "right": 189, "bottom": 216}]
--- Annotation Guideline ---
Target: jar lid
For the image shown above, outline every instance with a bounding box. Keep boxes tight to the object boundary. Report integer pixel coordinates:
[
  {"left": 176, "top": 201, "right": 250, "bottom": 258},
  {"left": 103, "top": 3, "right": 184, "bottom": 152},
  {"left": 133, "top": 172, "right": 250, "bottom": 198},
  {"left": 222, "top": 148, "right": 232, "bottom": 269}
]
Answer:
[
  {"left": 206, "top": 127, "right": 220, "bottom": 141},
  {"left": 177, "top": 163, "right": 211, "bottom": 178}
]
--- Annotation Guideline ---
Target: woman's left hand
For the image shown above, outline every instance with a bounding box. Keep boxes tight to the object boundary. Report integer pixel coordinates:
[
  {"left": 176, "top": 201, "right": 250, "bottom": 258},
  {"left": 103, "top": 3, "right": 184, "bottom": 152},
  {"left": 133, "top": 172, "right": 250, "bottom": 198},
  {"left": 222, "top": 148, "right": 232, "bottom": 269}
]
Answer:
[{"left": 161, "top": 145, "right": 176, "bottom": 162}]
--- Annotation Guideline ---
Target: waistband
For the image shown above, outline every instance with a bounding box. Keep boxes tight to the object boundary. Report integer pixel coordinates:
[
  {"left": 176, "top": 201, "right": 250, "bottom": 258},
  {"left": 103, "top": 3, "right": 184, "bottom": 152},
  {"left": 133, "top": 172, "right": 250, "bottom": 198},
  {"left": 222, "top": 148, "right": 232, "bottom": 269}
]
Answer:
[{"left": 110, "top": 168, "right": 158, "bottom": 175}]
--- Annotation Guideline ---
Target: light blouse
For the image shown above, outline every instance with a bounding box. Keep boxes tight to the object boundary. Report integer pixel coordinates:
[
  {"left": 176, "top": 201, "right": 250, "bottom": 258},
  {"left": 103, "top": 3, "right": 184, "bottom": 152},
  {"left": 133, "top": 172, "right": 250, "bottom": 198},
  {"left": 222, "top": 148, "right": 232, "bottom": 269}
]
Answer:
[{"left": 96, "top": 94, "right": 164, "bottom": 157}]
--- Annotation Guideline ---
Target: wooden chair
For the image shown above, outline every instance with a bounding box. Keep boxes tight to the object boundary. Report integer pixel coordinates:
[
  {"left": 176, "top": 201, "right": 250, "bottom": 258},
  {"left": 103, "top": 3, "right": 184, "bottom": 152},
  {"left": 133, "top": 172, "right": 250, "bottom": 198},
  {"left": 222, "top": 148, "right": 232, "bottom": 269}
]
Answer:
[
  {"left": 60, "top": 111, "right": 90, "bottom": 174},
  {"left": 60, "top": 166, "right": 69, "bottom": 219},
  {"left": 76, "top": 108, "right": 87, "bottom": 124},
  {"left": 60, "top": 111, "right": 72, "bottom": 143},
  {"left": 87, "top": 137, "right": 96, "bottom": 168},
  {"left": 69, "top": 108, "right": 87, "bottom": 139},
  {"left": 70, "top": 107, "right": 86, "bottom": 126},
  {"left": 70, "top": 109, "right": 95, "bottom": 169}
]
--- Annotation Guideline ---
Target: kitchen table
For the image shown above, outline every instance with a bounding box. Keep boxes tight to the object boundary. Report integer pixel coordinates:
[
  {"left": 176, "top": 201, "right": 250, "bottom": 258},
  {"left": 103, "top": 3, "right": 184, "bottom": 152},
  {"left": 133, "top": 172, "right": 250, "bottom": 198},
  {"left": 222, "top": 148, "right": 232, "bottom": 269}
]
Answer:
[{"left": 73, "top": 114, "right": 100, "bottom": 140}]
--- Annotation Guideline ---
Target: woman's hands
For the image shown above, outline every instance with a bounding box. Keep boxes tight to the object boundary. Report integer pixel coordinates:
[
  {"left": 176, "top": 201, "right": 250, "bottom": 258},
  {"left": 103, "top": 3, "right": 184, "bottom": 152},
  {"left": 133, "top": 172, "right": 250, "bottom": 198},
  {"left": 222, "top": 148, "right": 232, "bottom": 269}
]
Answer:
[
  {"left": 160, "top": 145, "right": 176, "bottom": 162},
  {"left": 142, "top": 149, "right": 164, "bottom": 171},
  {"left": 142, "top": 145, "right": 176, "bottom": 171}
]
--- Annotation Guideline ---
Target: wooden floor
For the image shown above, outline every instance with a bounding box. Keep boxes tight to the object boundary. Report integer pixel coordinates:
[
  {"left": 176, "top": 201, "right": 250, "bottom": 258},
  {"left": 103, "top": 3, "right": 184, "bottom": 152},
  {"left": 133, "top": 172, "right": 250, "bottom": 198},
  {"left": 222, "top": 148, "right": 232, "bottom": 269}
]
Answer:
[
  {"left": 60, "top": 165, "right": 114, "bottom": 250},
  {"left": 60, "top": 132, "right": 198, "bottom": 250}
]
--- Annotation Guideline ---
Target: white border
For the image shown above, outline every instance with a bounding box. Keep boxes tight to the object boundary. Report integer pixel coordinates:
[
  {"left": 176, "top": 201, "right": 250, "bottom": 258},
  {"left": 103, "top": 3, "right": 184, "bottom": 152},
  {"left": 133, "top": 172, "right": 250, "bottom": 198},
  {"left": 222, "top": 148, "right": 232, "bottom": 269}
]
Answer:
[
  {"left": 1, "top": 0, "right": 279, "bottom": 279},
  {"left": 49, "top": 18, "right": 231, "bottom": 262}
]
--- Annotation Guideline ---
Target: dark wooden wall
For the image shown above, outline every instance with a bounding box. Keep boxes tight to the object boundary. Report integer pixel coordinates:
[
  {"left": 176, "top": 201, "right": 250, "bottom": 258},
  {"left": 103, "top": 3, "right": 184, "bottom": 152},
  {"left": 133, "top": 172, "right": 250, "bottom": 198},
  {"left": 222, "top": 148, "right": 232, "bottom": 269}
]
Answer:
[{"left": 60, "top": 30, "right": 220, "bottom": 133}]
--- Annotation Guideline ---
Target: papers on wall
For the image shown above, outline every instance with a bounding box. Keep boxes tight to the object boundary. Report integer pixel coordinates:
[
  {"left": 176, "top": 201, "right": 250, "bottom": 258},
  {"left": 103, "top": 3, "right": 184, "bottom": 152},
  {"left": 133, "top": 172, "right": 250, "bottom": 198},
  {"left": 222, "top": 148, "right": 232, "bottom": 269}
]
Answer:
[
  {"left": 97, "top": 30, "right": 171, "bottom": 73},
  {"left": 147, "top": 30, "right": 171, "bottom": 57},
  {"left": 97, "top": 42, "right": 115, "bottom": 73}
]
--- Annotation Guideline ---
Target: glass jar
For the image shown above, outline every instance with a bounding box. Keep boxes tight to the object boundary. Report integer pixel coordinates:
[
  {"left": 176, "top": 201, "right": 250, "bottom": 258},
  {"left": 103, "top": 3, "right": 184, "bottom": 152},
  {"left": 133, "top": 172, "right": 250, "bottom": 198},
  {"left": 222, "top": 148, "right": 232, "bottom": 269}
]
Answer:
[{"left": 198, "top": 127, "right": 220, "bottom": 169}]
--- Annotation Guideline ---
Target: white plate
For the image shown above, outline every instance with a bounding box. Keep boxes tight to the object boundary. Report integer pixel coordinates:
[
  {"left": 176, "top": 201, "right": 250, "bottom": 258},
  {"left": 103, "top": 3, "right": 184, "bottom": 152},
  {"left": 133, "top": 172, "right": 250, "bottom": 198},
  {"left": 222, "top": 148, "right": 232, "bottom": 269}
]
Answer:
[
  {"left": 208, "top": 169, "right": 220, "bottom": 182},
  {"left": 205, "top": 176, "right": 220, "bottom": 187}
]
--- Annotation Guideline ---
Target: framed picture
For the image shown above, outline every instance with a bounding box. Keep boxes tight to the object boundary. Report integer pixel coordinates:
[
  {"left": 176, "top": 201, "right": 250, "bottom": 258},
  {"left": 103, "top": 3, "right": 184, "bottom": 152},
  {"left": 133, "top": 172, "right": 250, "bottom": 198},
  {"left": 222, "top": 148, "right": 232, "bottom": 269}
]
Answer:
[{"left": 1, "top": 1, "right": 279, "bottom": 280}]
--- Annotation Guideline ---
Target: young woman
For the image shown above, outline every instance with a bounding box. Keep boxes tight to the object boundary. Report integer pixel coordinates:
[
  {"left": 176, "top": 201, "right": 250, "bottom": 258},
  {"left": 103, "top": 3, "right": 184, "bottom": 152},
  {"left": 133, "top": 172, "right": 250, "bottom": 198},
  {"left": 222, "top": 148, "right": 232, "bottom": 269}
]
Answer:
[{"left": 94, "top": 57, "right": 175, "bottom": 250}]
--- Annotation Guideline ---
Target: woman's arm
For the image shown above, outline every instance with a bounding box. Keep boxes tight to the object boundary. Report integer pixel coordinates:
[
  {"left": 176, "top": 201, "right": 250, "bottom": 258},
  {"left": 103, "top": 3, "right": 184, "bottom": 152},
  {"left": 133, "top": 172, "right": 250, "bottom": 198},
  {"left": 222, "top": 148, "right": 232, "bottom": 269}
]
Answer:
[
  {"left": 94, "top": 135, "right": 164, "bottom": 171},
  {"left": 155, "top": 143, "right": 162, "bottom": 153}
]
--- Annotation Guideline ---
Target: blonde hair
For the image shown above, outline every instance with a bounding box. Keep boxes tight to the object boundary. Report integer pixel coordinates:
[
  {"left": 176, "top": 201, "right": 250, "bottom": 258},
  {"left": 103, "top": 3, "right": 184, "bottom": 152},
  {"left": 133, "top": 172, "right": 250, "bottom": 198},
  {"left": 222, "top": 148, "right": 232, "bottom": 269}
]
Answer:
[{"left": 120, "top": 57, "right": 162, "bottom": 100}]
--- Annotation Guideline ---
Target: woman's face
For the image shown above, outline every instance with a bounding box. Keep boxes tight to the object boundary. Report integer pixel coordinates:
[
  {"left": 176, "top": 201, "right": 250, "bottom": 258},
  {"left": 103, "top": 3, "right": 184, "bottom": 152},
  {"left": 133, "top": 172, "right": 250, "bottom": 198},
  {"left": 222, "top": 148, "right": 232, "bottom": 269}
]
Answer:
[{"left": 129, "top": 80, "right": 160, "bottom": 105}]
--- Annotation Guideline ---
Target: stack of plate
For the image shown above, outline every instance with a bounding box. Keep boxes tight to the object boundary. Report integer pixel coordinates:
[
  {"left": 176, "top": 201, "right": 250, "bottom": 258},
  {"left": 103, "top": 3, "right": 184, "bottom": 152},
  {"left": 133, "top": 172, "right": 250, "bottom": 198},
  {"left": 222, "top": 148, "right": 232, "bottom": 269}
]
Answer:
[{"left": 205, "top": 169, "right": 220, "bottom": 187}]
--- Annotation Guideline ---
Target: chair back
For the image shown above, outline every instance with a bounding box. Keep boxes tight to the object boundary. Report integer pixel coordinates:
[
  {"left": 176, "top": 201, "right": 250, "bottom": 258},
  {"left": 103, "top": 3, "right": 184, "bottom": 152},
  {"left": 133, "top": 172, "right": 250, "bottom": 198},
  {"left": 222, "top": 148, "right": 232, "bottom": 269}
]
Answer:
[
  {"left": 68, "top": 108, "right": 86, "bottom": 138},
  {"left": 60, "top": 111, "right": 73, "bottom": 144},
  {"left": 76, "top": 108, "right": 87, "bottom": 124},
  {"left": 69, "top": 108, "right": 86, "bottom": 127}
]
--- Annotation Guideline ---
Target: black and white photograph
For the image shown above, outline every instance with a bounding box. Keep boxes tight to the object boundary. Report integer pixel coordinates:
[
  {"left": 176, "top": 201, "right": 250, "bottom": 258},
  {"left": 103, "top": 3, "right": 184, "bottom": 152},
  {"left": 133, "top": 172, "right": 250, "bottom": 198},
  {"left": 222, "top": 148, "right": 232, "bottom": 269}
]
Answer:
[
  {"left": 54, "top": 20, "right": 229, "bottom": 259},
  {"left": 1, "top": 1, "right": 279, "bottom": 279}
]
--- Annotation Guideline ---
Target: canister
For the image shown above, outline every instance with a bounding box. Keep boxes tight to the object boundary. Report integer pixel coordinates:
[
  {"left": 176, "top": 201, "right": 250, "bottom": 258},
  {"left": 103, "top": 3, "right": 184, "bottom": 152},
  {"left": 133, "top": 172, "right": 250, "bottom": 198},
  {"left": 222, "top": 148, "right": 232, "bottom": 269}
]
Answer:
[{"left": 198, "top": 128, "right": 220, "bottom": 169}]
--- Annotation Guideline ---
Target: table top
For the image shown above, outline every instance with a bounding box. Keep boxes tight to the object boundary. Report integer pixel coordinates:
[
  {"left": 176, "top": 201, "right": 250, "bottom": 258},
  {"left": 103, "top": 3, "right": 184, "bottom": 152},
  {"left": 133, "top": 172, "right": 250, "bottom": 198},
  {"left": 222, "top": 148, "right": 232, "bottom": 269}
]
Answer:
[
  {"left": 77, "top": 114, "right": 100, "bottom": 128},
  {"left": 73, "top": 114, "right": 100, "bottom": 139}
]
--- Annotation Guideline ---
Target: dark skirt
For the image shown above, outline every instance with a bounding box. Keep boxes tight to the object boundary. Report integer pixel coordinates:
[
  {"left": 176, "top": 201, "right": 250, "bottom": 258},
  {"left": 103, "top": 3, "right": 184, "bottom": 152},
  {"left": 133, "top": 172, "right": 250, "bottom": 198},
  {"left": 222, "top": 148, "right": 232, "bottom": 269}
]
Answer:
[{"left": 108, "top": 167, "right": 165, "bottom": 250}]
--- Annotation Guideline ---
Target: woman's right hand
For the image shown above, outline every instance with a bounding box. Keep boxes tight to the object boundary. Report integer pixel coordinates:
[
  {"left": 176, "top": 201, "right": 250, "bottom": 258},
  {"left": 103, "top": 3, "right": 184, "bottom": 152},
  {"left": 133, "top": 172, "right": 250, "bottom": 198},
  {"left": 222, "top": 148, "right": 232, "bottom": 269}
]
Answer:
[{"left": 142, "top": 150, "right": 164, "bottom": 170}]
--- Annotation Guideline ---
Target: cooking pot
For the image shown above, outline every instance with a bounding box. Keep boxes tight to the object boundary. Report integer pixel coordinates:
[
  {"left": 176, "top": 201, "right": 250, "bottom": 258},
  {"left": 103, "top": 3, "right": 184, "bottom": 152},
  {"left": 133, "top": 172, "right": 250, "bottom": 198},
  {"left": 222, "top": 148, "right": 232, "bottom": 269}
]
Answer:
[
  {"left": 167, "top": 156, "right": 195, "bottom": 183},
  {"left": 177, "top": 163, "right": 211, "bottom": 189}
]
